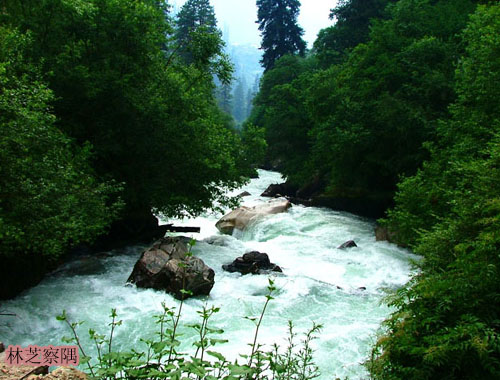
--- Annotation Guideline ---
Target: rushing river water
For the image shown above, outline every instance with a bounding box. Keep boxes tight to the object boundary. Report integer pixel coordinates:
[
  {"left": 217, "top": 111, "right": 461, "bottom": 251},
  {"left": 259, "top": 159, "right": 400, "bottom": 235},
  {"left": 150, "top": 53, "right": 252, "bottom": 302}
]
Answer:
[{"left": 0, "top": 170, "right": 417, "bottom": 379}]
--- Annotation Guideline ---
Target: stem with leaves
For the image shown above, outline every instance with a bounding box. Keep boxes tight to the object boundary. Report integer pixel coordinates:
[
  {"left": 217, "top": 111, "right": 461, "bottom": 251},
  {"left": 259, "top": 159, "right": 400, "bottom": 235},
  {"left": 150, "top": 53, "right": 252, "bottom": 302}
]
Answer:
[
  {"left": 56, "top": 310, "right": 96, "bottom": 378},
  {"left": 248, "top": 277, "right": 276, "bottom": 368}
]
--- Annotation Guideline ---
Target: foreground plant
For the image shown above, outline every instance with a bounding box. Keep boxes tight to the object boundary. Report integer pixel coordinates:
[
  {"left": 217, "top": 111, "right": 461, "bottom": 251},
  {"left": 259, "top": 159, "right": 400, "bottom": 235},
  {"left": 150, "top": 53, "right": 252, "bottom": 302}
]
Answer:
[{"left": 57, "top": 278, "right": 322, "bottom": 380}]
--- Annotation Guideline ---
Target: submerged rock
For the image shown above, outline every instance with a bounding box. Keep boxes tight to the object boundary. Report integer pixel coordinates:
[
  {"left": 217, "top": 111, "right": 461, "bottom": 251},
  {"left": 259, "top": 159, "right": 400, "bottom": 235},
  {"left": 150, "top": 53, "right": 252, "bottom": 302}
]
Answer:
[
  {"left": 216, "top": 198, "right": 291, "bottom": 235},
  {"left": 261, "top": 182, "right": 296, "bottom": 198},
  {"left": 223, "top": 251, "right": 282, "bottom": 275},
  {"left": 338, "top": 240, "right": 358, "bottom": 249},
  {"left": 127, "top": 237, "right": 214, "bottom": 300},
  {"left": 237, "top": 191, "right": 251, "bottom": 198},
  {"left": 55, "top": 256, "right": 107, "bottom": 277}
]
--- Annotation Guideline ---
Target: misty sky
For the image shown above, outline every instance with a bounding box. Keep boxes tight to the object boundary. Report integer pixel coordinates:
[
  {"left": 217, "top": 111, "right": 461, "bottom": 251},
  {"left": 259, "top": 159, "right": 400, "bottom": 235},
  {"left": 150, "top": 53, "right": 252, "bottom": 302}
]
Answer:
[{"left": 172, "top": 0, "right": 337, "bottom": 47}]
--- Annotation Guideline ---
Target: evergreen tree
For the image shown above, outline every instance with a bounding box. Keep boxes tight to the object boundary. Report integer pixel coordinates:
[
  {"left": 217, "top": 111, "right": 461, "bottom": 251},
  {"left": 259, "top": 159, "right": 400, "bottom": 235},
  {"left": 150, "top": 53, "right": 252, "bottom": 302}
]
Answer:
[
  {"left": 232, "top": 77, "right": 247, "bottom": 123},
  {"left": 256, "top": 0, "right": 306, "bottom": 71},
  {"left": 175, "top": 0, "right": 229, "bottom": 74},
  {"left": 176, "top": 0, "right": 218, "bottom": 40},
  {"left": 245, "top": 87, "right": 254, "bottom": 119},
  {"left": 216, "top": 82, "right": 233, "bottom": 115}
]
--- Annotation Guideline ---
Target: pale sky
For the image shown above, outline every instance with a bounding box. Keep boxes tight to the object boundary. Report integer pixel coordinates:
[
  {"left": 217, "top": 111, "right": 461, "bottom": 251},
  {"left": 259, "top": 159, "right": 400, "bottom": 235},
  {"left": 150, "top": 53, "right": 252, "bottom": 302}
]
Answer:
[{"left": 172, "top": 0, "right": 337, "bottom": 47}]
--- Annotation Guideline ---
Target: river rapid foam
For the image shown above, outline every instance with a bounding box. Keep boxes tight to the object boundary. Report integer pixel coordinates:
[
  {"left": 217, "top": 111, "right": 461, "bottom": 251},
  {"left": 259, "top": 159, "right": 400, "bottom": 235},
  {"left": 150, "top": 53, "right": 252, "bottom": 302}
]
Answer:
[{"left": 0, "top": 170, "right": 417, "bottom": 379}]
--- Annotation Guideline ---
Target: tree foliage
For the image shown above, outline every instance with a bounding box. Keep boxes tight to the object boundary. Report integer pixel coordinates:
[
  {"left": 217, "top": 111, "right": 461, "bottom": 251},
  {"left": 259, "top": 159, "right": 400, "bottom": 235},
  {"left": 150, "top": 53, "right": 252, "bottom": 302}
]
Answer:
[
  {"left": 0, "top": 26, "right": 120, "bottom": 261},
  {"left": 175, "top": 0, "right": 232, "bottom": 82},
  {"left": 251, "top": 2, "right": 500, "bottom": 375},
  {"left": 1, "top": 0, "right": 245, "bottom": 222},
  {"left": 239, "top": 122, "right": 268, "bottom": 176},
  {"left": 176, "top": 0, "right": 218, "bottom": 39},
  {"left": 250, "top": 55, "right": 316, "bottom": 184},
  {"left": 252, "top": 0, "right": 479, "bottom": 209},
  {"left": 0, "top": 0, "right": 252, "bottom": 297},
  {"left": 314, "top": 0, "right": 395, "bottom": 67},
  {"left": 369, "top": 4, "right": 500, "bottom": 378},
  {"left": 256, "top": 0, "right": 306, "bottom": 72}
]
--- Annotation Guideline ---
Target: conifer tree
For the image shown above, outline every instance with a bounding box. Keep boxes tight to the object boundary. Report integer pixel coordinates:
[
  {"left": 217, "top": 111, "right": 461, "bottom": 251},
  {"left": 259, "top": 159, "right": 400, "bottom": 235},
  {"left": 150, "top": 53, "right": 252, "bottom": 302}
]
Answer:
[
  {"left": 175, "top": 0, "right": 221, "bottom": 66},
  {"left": 256, "top": 0, "right": 306, "bottom": 71},
  {"left": 216, "top": 81, "right": 233, "bottom": 114},
  {"left": 176, "top": 0, "right": 218, "bottom": 39},
  {"left": 232, "top": 77, "right": 247, "bottom": 123}
]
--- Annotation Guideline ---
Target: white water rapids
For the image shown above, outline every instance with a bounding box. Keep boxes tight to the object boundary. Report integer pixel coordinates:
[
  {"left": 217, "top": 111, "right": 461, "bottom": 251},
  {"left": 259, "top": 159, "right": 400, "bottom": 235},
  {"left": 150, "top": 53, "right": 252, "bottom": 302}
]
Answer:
[{"left": 0, "top": 170, "right": 417, "bottom": 379}]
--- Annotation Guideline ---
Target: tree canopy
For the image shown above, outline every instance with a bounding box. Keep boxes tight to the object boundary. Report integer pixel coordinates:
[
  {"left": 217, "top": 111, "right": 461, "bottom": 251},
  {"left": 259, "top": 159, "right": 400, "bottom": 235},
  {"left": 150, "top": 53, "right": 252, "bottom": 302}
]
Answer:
[
  {"left": 256, "top": 0, "right": 306, "bottom": 71},
  {"left": 0, "top": 0, "right": 252, "bottom": 297},
  {"left": 314, "top": 0, "right": 396, "bottom": 66}
]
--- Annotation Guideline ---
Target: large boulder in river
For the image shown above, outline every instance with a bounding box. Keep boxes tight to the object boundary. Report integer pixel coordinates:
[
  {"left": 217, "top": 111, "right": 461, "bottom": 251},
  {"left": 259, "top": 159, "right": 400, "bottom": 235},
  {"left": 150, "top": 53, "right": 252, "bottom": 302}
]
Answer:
[
  {"left": 216, "top": 198, "right": 291, "bottom": 235},
  {"left": 223, "top": 251, "right": 282, "bottom": 275},
  {"left": 127, "top": 237, "right": 214, "bottom": 300}
]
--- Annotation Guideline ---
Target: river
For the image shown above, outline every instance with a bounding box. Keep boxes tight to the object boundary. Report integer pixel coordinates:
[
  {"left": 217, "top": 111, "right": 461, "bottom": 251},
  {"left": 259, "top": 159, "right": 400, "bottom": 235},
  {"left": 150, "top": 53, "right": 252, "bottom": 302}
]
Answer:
[{"left": 0, "top": 170, "right": 417, "bottom": 379}]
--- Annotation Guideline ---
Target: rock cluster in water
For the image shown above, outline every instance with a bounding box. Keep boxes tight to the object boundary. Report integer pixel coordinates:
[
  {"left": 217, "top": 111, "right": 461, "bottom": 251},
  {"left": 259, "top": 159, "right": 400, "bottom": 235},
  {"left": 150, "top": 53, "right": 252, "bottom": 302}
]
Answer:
[
  {"left": 215, "top": 198, "right": 291, "bottom": 235},
  {"left": 223, "top": 251, "right": 283, "bottom": 275},
  {"left": 127, "top": 237, "right": 215, "bottom": 300}
]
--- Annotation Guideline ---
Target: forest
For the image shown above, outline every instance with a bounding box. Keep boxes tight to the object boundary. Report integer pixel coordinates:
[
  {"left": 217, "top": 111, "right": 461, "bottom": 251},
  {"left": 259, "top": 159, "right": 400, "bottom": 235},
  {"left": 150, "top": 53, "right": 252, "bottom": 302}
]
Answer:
[{"left": 1, "top": 0, "right": 500, "bottom": 379}]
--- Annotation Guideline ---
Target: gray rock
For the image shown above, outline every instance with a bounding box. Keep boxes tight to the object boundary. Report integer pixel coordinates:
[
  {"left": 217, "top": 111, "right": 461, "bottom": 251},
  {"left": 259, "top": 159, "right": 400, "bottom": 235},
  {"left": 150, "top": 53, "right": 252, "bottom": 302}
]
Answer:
[
  {"left": 223, "top": 251, "right": 282, "bottom": 275},
  {"left": 127, "top": 237, "right": 214, "bottom": 300}
]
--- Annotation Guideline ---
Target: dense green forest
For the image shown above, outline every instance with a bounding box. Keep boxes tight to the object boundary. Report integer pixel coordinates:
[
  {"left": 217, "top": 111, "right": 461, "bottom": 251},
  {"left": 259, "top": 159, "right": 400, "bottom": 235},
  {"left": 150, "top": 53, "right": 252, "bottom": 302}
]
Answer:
[
  {"left": 250, "top": 0, "right": 500, "bottom": 378},
  {"left": 0, "top": 0, "right": 264, "bottom": 299}
]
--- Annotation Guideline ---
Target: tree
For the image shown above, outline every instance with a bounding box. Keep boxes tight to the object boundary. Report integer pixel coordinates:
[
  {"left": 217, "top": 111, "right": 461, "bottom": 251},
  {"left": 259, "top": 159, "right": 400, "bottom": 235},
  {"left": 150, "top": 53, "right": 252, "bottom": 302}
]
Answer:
[
  {"left": 239, "top": 122, "right": 268, "bottom": 176},
  {"left": 245, "top": 87, "right": 254, "bottom": 119},
  {"left": 176, "top": 0, "right": 218, "bottom": 39},
  {"left": 249, "top": 55, "right": 316, "bottom": 183},
  {"left": 216, "top": 80, "right": 233, "bottom": 115},
  {"left": 313, "top": 0, "right": 395, "bottom": 66},
  {"left": 232, "top": 77, "right": 247, "bottom": 124},
  {"left": 245, "top": 74, "right": 261, "bottom": 119},
  {"left": 384, "top": 0, "right": 500, "bottom": 247},
  {"left": 306, "top": 0, "right": 478, "bottom": 211},
  {"left": 1, "top": 0, "right": 244, "bottom": 235},
  {"left": 0, "top": 26, "right": 120, "bottom": 298},
  {"left": 369, "top": 4, "right": 500, "bottom": 379},
  {"left": 175, "top": 0, "right": 233, "bottom": 84},
  {"left": 256, "top": 0, "right": 306, "bottom": 71}
]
